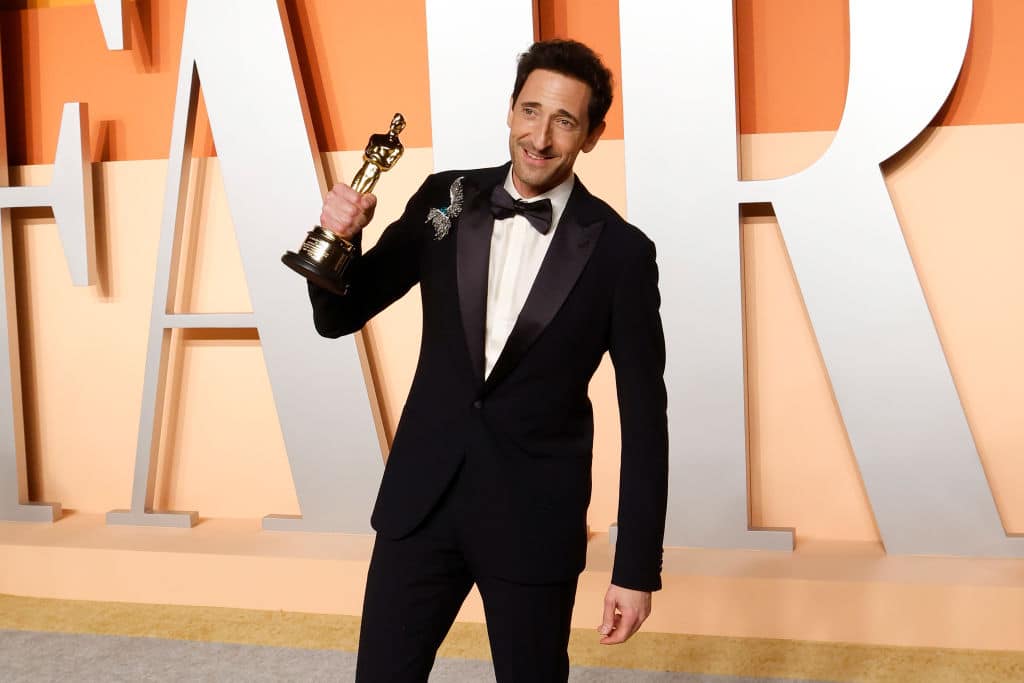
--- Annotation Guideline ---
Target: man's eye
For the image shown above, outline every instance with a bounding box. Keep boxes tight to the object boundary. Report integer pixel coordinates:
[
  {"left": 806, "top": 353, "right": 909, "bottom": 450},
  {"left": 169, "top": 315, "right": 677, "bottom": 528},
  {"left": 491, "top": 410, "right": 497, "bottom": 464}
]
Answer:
[
  {"left": 557, "top": 118, "right": 573, "bottom": 128},
  {"left": 522, "top": 107, "right": 536, "bottom": 116}
]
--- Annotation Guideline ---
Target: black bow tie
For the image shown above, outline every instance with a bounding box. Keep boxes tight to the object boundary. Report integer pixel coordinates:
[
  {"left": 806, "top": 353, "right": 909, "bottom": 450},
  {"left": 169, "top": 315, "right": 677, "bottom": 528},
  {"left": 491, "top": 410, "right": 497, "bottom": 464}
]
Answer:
[{"left": 489, "top": 185, "right": 554, "bottom": 234}]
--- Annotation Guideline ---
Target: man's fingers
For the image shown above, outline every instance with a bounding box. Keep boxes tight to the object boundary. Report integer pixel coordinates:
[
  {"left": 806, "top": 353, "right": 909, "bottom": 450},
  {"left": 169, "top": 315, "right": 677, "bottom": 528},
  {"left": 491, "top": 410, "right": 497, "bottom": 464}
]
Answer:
[
  {"left": 598, "top": 612, "right": 621, "bottom": 639},
  {"left": 319, "top": 207, "right": 341, "bottom": 233},
  {"left": 598, "top": 584, "right": 653, "bottom": 645},
  {"left": 330, "top": 182, "right": 362, "bottom": 203},
  {"left": 329, "top": 183, "right": 374, "bottom": 214},
  {"left": 600, "top": 609, "right": 639, "bottom": 645},
  {"left": 597, "top": 593, "right": 617, "bottom": 636},
  {"left": 319, "top": 187, "right": 376, "bottom": 238}
]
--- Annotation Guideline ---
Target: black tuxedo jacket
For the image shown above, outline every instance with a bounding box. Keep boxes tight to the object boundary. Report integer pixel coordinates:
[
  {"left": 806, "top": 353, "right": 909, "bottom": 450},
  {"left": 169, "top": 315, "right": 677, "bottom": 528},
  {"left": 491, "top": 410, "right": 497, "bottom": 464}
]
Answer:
[{"left": 309, "top": 163, "right": 668, "bottom": 591}]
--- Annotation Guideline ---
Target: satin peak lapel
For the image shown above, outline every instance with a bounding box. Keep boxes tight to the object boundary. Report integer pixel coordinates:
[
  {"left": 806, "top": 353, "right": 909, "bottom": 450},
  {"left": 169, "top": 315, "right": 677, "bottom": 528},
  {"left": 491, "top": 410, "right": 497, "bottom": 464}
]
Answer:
[
  {"left": 483, "top": 184, "right": 605, "bottom": 393},
  {"left": 456, "top": 180, "right": 494, "bottom": 384}
]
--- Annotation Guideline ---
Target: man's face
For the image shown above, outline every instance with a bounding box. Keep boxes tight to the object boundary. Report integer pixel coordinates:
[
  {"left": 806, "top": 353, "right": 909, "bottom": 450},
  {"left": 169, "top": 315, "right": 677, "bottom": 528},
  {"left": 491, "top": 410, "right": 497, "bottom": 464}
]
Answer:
[{"left": 507, "top": 68, "right": 606, "bottom": 198}]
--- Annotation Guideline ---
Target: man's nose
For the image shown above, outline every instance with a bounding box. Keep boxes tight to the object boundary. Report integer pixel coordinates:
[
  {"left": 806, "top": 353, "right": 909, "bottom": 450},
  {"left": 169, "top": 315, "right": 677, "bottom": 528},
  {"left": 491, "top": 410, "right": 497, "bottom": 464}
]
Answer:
[{"left": 531, "top": 121, "right": 552, "bottom": 150}]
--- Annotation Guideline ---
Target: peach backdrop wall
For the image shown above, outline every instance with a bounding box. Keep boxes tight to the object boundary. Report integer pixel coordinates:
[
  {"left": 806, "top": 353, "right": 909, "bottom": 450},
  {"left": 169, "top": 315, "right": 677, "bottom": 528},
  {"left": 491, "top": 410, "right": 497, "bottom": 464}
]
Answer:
[{"left": 2, "top": 0, "right": 1024, "bottom": 650}]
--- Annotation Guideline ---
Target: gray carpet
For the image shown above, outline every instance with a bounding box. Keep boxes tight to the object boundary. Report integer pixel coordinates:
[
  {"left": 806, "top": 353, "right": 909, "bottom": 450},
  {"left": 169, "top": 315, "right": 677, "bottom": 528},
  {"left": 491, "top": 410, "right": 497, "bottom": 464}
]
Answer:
[{"left": 0, "top": 629, "right": 831, "bottom": 682}]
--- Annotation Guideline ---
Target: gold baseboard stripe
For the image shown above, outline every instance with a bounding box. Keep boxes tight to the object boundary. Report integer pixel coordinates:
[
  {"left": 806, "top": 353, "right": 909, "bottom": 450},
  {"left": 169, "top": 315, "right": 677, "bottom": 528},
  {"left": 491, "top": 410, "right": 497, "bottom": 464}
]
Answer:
[{"left": 2, "top": 594, "right": 1022, "bottom": 682}]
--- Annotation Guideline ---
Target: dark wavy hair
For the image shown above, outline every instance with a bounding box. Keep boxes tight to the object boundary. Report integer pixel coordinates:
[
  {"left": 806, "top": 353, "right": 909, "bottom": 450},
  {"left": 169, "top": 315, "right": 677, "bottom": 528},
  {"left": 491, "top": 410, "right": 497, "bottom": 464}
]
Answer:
[{"left": 511, "top": 39, "right": 614, "bottom": 134}]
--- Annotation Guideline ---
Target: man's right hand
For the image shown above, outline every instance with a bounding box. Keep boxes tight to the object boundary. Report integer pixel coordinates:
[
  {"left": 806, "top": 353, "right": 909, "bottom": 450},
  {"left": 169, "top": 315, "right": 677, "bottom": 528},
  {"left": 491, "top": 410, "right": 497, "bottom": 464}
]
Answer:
[{"left": 319, "top": 183, "right": 377, "bottom": 240}]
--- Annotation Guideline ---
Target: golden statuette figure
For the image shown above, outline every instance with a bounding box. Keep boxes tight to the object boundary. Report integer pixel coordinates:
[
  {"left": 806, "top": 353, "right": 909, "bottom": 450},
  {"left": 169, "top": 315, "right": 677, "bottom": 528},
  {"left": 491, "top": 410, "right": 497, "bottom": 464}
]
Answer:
[{"left": 282, "top": 113, "right": 407, "bottom": 295}]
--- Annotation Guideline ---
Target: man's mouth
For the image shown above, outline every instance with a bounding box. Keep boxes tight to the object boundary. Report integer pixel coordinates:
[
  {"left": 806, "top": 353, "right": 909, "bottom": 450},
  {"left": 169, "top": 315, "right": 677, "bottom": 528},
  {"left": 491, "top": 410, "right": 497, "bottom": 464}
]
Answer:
[{"left": 522, "top": 147, "right": 554, "bottom": 162}]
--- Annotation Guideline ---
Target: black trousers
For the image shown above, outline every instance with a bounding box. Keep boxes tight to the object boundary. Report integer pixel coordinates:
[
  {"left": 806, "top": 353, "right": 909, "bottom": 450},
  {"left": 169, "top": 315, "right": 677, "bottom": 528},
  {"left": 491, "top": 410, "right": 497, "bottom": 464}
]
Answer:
[{"left": 355, "top": 462, "right": 579, "bottom": 682}]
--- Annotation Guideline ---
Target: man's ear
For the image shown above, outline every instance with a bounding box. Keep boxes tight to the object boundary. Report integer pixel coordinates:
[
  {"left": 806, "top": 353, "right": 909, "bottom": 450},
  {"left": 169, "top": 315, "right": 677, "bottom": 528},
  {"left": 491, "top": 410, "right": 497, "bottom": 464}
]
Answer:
[
  {"left": 582, "top": 120, "right": 607, "bottom": 153},
  {"left": 507, "top": 98, "right": 515, "bottom": 128}
]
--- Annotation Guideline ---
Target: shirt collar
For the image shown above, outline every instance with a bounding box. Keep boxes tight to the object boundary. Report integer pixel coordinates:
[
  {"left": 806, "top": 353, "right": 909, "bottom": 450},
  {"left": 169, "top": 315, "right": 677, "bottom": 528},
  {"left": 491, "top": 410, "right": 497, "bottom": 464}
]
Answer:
[{"left": 502, "top": 170, "right": 575, "bottom": 234}]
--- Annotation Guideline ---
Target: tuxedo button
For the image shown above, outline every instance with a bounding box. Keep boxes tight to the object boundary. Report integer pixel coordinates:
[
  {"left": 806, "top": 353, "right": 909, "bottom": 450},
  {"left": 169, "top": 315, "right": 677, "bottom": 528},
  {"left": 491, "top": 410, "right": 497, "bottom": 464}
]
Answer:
[{"left": 472, "top": 399, "right": 483, "bottom": 409}]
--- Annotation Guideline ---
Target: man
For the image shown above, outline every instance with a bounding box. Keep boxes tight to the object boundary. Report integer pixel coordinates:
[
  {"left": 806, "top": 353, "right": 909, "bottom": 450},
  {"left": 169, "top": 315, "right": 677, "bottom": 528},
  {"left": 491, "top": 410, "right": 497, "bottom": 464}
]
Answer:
[{"left": 310, "top": 39, "right": 668, "bottom": 682}]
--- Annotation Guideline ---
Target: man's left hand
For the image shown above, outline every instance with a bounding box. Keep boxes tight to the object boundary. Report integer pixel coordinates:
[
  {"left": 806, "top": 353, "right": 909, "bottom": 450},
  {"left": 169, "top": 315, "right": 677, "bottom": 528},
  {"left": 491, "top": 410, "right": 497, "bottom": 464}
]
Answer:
[{"left": 597, "top": 584, "right": 651, "bottom": 644}]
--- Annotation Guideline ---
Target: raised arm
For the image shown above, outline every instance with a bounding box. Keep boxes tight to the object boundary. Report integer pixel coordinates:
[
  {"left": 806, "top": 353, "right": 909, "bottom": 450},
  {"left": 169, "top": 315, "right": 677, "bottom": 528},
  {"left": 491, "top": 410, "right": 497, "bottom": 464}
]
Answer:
[{"left": 308, "top": 176, "right": 435, "bottom": 337}]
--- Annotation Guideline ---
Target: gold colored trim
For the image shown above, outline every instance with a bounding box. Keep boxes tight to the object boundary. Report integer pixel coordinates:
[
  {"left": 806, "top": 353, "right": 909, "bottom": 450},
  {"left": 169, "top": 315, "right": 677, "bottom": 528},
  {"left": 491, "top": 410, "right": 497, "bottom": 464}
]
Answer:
[{"left": 2, "top": 594, "right": 1023, "bottom": 681}]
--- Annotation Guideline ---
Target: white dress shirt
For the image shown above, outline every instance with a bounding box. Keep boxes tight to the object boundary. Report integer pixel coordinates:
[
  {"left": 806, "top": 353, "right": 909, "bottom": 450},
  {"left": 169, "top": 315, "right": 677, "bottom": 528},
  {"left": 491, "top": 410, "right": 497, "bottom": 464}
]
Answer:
[{"left": 484, "top": 171, "right": 575, "bottom": 378}]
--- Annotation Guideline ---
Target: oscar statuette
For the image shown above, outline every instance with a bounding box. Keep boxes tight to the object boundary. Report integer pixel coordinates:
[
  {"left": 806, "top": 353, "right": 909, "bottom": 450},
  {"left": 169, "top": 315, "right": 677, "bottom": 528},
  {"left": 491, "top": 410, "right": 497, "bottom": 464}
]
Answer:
[{"left": 282, "top": 113, "right": 406, "bottom": 295}]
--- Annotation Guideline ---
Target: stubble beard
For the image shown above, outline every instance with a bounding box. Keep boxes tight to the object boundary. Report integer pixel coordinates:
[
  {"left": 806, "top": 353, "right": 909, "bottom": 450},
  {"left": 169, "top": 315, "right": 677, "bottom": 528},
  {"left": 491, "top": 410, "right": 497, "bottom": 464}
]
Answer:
[{"left": 511, "top": 142, "right": 564, "bottom": 197}]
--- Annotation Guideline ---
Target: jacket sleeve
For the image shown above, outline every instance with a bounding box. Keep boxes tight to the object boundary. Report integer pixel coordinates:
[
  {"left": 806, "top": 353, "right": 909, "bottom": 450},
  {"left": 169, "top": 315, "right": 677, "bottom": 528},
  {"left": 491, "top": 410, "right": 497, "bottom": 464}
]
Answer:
[
  {"left": 308, "top": 176, "right": 436, "bottom": 337},
  {"left": 607, "top": 237, "right": 669, "bottom": 592}
]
